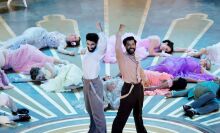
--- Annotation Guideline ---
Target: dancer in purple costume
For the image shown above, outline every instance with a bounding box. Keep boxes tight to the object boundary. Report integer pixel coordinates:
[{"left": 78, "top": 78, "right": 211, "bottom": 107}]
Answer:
[{"left": 145, "top": 57, "right": 215, "bottom": 82}]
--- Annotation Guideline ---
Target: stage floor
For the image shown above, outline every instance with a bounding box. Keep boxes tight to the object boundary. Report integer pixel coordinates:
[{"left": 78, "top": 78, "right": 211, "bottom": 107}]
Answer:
[{"left": 0, "top": 0, "right": 220, "bottom": 132}]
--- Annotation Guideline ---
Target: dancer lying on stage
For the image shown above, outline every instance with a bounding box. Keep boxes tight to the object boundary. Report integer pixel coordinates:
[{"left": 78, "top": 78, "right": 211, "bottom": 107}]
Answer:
[
  {"left": 0, "top": 93, "right": 31, "bottom": 125},
  {"left": 0, "top": 44, "right": 66, "bottom": 73},
  {"left": 145, "top": 57, "right": 216, "bottom": 82},
  {"left": 104, "top": 33, "right": 187, "bottom": 63},
  {"left": 188, "top": 42, "right": 220, "bottom": 66},
  {"left": 29, "top": 63, "right": 83, "bottom": 92},
  {"left": 12, "top": 63, "right": 83, "bottom": 92},
  {"left": 0, "top": 44, "right": 67, "bottom": 89},
  {"left": 165, "top": 80, "right": 220, "bottom": 118},
  {"left": 0, "top": 27, "right": 81, "bottom": 56}
]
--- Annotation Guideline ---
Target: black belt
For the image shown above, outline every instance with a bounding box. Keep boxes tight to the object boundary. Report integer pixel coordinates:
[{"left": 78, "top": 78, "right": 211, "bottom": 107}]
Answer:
[{"left": 124, "top": 82, "right": 141, "bottom": 85}]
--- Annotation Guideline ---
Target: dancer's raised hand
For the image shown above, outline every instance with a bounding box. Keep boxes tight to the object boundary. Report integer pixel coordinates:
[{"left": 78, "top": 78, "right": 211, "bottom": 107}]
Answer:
[
  {"left": 96, "top": 22, "right": 103, "bottom": 32},
  {"left": 118, "top": 24, "right": 125, "bottom": 33}
]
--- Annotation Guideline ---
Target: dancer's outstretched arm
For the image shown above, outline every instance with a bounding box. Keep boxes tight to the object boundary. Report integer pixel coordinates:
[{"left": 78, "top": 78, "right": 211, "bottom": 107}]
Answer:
[
  {"left": 144, "top": 81, "right": 169, "bottom": 91},
  {"left": 165, "top": 88, "right": 190, "bottom": 98},
  {"left": 11, "top": 77, "right": 45, "bottom": 83},
  {"left": 96, "top": 22, "right": 107, "bottom": 55},
  {"left": 96, "top": 22, "right": 103, "bottom": 32},
  {"left": 57, "top": 44, "right": 75, "bottom": 56},
  {"left": 53, "top": 58, "right": 69, "bottom": 65},
  {"left": 188, "top": 48, "right": 207, "bottom": 58},
  {"left": 148, "top": 47, "right": 171, "bottom": 57},
  {"left": 115, "top": 24, "right": 125, "bottom": 59},
  {"left": 174, "top": 47, "right": 188, "bottom": 52}
]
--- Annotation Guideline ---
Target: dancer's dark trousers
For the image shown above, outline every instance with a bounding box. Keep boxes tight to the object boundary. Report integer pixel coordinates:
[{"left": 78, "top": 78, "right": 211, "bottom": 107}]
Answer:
[{"left": 111, "top": 82, "right": 147, "bottom": 133}]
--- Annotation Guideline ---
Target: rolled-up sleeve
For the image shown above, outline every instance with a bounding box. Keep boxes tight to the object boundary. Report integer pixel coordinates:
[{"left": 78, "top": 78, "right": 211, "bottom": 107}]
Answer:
[
  {"left": 97, "top": 32, "right": 107, "bottom": 56},
  {"left": 172, "top": 89, "right": 190, "bottom": 98},
  {"left": 115, "top": 33, "right": 125, "bottom": 63}
]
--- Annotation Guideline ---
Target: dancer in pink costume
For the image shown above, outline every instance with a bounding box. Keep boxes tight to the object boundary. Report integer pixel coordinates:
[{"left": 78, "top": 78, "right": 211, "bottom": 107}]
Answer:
[
  {"left": 2, "top": 44, "right": 64, "bottom": 73},
  {"left": 144, "top": 70, "right": 173, "bottom": 96},
  {"left": 0, "top": 44, "right": 66, "bottom": 88}
]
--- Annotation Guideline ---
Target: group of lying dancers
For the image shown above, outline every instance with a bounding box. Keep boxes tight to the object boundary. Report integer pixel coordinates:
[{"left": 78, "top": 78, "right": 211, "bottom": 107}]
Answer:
[{"left": 0, "top": 23, "right": 220, "bottom": 132}]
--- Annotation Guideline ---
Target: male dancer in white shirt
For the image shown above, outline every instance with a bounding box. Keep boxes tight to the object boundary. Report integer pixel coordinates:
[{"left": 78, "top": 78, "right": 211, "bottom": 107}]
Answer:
[{"left": 81, "top": 22, "right": 107, "bottom": 133}]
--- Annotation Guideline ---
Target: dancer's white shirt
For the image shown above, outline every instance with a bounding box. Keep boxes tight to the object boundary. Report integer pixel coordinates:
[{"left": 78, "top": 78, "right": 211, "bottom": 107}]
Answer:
[{"left": 82, "top": 32, "right": 107, "bottom": 79}]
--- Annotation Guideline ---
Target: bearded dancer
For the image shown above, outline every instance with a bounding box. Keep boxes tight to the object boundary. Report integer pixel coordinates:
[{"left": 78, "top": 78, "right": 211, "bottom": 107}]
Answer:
[
  {"left": 81, "top": 22, "right": 107, "bottom": 133},
  {"left": 111, "top": 24, "right": 148, "bottom": 133}
]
